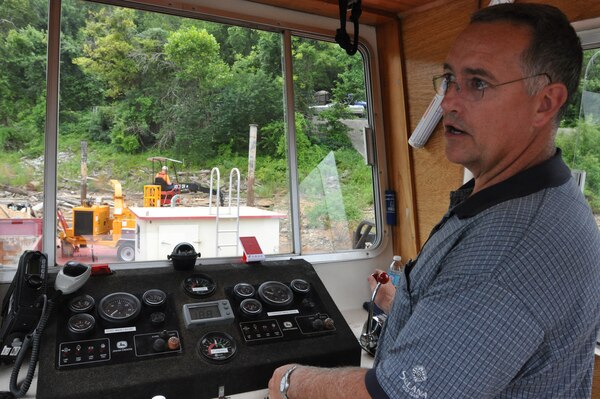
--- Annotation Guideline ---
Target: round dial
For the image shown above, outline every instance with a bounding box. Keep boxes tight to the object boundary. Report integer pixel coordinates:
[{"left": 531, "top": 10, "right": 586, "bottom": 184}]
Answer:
[
  {"left": 240, "top": 298, "right": 262, "bottom": 317},
  {"left": 67, "top": 313, "right": 95, "bottom": 335},
  {"left": 98, "top": 292, "right": 141, "bottom": 324},
  {"left": 183, "top": 274, "right": 216, "bottom": 298},
  {"left": 68, "top": 294, "right": 95, "bottom": 313},
  {"left": 142, "top": 289, "right": 167, "bottom": 307},
  {"left": 198, "top": 332, "right": 237, "bottom": 362},
  {"left": 233, "top": 283, "right": 255, "bottom": 299},
  {"left": 258, "top": 281, "right": 293, "bottom": 307},
  {"left": 290, "top": 279, "right": 310, "bottom": 294}
]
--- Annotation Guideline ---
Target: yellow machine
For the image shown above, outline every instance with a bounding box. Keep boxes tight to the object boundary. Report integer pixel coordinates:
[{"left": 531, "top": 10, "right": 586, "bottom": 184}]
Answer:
[{"left": 58, "top": 180, "right": 136, "bottom": 262}]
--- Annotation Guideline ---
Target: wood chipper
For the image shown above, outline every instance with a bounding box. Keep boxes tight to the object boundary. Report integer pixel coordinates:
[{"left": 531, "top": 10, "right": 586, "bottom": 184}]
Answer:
[{"left": 57, "top": 179, "right": 136, "bottom": 262}]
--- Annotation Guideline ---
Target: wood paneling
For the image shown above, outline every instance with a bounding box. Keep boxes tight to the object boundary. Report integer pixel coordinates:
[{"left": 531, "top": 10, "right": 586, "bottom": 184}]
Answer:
[
  {"left": 398, "top": 0, "right": 475, "bottom": 247},
  {"left": 594, "top": 355, "right": 600, "bottom": 399},
  {"left": 246, "top": 0, "right": 448, "bottom": 25},
  {"left": 376, "top": 19, "right": 419, "bottom": 260}
]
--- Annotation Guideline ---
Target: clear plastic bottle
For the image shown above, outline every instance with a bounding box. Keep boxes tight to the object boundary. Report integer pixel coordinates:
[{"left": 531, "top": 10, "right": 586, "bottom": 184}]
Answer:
[{"left": 387, "top": 255, "right": 403, "bottom": 286}]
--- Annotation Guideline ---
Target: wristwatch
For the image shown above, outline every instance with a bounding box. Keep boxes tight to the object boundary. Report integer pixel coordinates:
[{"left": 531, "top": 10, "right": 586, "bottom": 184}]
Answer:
[{"left": 279, "top": 365, "right": 298, "bottom": 399}]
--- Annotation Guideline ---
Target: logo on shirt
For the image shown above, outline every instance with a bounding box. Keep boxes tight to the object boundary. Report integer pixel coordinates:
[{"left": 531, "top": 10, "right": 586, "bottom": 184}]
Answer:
[
  {"left": 400, "top": 365, "right": 428, "bottom": 398},
  {"left": 412, "top": 365, "right": 427, "bottom": 382}
]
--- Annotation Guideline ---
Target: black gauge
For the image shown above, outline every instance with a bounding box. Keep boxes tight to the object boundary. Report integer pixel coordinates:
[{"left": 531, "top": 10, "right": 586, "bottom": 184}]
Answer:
[
  {"left": 290, "top": 279, "right": 310, "bottom": 294},
  {"left": 68, "top": 294, "right": 95, "bottom": 313},
  {"left": 240, "top": 298, "right": 262, "bottom": 317},
  {"left": 183, "top": 274, "right": 216, "bottom": 298},
  {"left": 198, "top": 332, "right": 237, "bottom": 363},
  {"left": 67, "top": 313, "right": 95, "bottom": 336},
  {"left": 258, "top": 281, "right": 293, "bottom": 307},
  {"left": 142, "top": 289, "right": 167, "bottom": 307},
  {"left": 233, "top": 283, "right": 255, "bottom": 299},
  {"left": 98, "top": 292, "right": 141, "bottom": 324}
]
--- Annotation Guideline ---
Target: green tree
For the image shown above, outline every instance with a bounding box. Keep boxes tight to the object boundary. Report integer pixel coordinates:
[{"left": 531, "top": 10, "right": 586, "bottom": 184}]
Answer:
[
  {"left": 159, "top": 26, "right": 230, "bottom": 160},
  {"left": 0, "top": 26, "right": 47, "bottom": 150},
  {"left": 292, "top": 38, "right": 348, "bottom": 113},
  {"left": 74, "top": 7, "right": 139, "bottom": 99},
  {"left": 557, "top": 121, "right": 600, "bottom": 212},
  {"left": 331, "top": 52, "right": 366, "bottom": 105},
  {"left": 213, "top": 66, "right": 283, "bottom": 154},
  {"left": 0, "top": 0, "right": 47, "bottom": 33}
]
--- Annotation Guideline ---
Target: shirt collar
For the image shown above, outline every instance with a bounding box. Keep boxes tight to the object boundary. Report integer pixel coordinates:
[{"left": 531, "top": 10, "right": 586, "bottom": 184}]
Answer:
[{"left": 450, "top": 149, "right": 572, "bottom": 219}]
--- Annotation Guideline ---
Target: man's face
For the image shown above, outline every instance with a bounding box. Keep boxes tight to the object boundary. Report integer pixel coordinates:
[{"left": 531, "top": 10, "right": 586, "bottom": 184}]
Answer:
[{"left": 441, "top": 22, "right": 543, "bottom": 180}]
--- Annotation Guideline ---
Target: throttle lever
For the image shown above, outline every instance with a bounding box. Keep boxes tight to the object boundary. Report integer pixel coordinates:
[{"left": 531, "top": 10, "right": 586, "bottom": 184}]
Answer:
[
  {"left": 371, "top": 271, "right": 390, "bottom": 285},
  {"left": 360, "top": 271, "right": 390, "bottom": 355}
]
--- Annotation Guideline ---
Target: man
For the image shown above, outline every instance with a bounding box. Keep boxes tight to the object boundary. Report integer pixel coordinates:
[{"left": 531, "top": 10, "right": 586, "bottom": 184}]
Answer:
[
  {"left": 155, "top": 165, "right": 174, "bottom": 190},
  {"left": 268, "top": 3, "right": 600, "bottom": 398}
]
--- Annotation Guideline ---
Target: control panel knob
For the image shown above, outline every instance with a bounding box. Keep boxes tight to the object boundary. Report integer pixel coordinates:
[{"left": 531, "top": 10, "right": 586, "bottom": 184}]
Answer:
[
  {"left": 372, "top": 271, "right": 390, "bottom": 285},
  {"left": 167, "top": 336, "right": 180, "bottom": 351},
  {"left": 312, "top": 318, "right": 324, "bottom": 331},
  {"left": 152, "top": 338, "right": 166, "bottom": 352},
  {"left": 323, "top": 317, "right": 335, "bottom": 330}
]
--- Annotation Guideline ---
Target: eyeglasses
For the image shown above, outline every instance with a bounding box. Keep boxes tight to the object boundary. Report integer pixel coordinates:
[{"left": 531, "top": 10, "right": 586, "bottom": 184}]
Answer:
[{"left": 432, "top": 72, "right": 551, "bottom": 101}]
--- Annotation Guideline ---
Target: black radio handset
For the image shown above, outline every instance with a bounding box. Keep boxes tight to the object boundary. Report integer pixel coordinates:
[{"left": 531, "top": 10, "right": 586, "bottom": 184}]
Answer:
[
  {"left": 0, "top": 251, "right": 48, "bottom": 351},
  {"left": 0, "top": 251, "right": 48, "bottom": 399},
  {"left": 0, "top": 254, "right": 90, "bottom": 398}
]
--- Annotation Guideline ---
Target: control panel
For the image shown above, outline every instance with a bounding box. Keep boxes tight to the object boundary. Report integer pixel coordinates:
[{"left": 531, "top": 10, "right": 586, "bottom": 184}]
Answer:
[
  {"left": 227, "top": 279, "right": 338, "bottom": 344},
  {"left": 55, "top": 289, "right": 181, "bottom": 368},
  {"left": 37, "top": 259, "right": 361, "bottom": 399}
]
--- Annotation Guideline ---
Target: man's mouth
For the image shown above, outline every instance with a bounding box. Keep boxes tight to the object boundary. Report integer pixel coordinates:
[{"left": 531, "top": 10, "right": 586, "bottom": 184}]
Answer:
[{"left": 445, "top": 124, "right": 466, "bottom": 135}]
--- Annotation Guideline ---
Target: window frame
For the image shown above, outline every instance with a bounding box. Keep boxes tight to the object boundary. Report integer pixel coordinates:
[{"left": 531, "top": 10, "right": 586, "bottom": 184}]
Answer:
[{"left": 30, "top": 0, "right": 390, "bottom": 272}]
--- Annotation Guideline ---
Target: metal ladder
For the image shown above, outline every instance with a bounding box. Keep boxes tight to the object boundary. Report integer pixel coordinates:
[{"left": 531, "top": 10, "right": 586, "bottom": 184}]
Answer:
[{"left": 209, "top": 167, "right": 241, "bottom": 256}]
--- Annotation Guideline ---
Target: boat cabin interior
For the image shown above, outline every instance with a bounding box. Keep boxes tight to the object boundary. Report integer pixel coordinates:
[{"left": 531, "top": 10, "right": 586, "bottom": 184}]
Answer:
[{"left": 0, "top": 0, "right": 598, "bottom": 398}]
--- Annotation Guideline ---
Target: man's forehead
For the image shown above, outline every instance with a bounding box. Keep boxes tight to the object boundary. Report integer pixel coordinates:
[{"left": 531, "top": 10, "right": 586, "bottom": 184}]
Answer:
[
  {"left": 444, "top": 22, "right": 531, "bottom": 77},
  {"left": 443, "top": 62, "right": 494, "bottom": 79}
]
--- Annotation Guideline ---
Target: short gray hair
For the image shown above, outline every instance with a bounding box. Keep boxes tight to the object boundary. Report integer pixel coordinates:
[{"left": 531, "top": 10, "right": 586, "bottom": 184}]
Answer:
[{"left": 471, "top": 3, "right": 582, "bottom": 121}]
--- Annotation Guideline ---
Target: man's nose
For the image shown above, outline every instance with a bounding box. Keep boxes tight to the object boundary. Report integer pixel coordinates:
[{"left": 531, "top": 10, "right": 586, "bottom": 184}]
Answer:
[{"left": 440, "top": 82, "right": 461, "bottom": 112}]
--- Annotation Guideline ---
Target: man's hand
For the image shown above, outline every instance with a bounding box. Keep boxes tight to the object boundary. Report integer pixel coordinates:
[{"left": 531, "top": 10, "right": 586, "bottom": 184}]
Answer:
[{"left": 367, "top": 269, "right": 396, "bottom": 314}]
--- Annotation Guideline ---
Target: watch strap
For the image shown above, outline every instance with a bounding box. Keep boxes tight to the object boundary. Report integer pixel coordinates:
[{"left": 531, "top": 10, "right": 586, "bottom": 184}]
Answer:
[{"left": 279, "top": 365, "right": 298, "bottom": 399}]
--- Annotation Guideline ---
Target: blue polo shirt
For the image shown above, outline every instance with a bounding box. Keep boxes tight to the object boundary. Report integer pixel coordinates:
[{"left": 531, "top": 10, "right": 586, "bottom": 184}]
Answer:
[{"left": 365, "top": 150, "right": 600, "bottom": 398}]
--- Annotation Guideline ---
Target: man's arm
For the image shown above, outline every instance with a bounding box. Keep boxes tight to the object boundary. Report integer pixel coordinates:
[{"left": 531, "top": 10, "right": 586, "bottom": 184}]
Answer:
[{"left": 267, "top": 364, "right": 371, "bottom": 399}]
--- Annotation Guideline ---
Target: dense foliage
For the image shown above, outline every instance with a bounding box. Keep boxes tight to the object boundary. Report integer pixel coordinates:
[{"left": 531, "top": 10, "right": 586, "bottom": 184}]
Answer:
[
  {"left": 0, "top": 0, "right": 375, "bottom": 242},
  {"left": 0, "top": 0, "right": 367, "bottom": 192}
]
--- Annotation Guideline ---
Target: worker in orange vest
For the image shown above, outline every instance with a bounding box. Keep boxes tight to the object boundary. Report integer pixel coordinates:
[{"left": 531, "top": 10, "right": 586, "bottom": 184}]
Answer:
[{"left": 155, "top": 165, "right": 174, "bottom": 190}]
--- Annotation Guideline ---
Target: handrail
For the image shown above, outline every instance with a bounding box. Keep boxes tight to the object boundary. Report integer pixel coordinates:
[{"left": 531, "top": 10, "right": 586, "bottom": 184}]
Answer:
[{"left": 212, "top": 167, "right": 242, "bottom": 256}]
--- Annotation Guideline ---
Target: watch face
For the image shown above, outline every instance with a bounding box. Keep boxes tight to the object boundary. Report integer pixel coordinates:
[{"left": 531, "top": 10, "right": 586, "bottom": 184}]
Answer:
[{"left": 280, "top": 378, "right": 286, "bottom": 392}]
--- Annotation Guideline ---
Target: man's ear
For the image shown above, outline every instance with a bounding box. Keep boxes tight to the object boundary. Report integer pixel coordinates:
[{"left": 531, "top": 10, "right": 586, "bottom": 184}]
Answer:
[{"left": 532, "top": 83, "right": 568, "bottom": 127}]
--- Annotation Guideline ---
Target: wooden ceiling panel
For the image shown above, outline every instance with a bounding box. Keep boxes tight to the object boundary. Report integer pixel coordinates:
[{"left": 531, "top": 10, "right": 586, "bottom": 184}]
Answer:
[{"left": 247, "top": 0, "right": 447, "bottom": 25}]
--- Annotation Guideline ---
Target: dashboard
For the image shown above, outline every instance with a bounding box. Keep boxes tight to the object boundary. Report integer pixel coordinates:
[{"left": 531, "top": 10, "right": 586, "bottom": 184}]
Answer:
[{"left": 37, "top": 259, "right": 361, "bottom": 399}]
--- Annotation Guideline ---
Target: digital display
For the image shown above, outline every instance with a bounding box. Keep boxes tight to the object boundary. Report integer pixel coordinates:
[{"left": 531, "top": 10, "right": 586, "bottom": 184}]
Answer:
[
  {"left": 189, "top": 304, "right": 221, "bottom": 320},
  {"left": 182, "top": 300, "right": 234, "bottom": 328}
]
